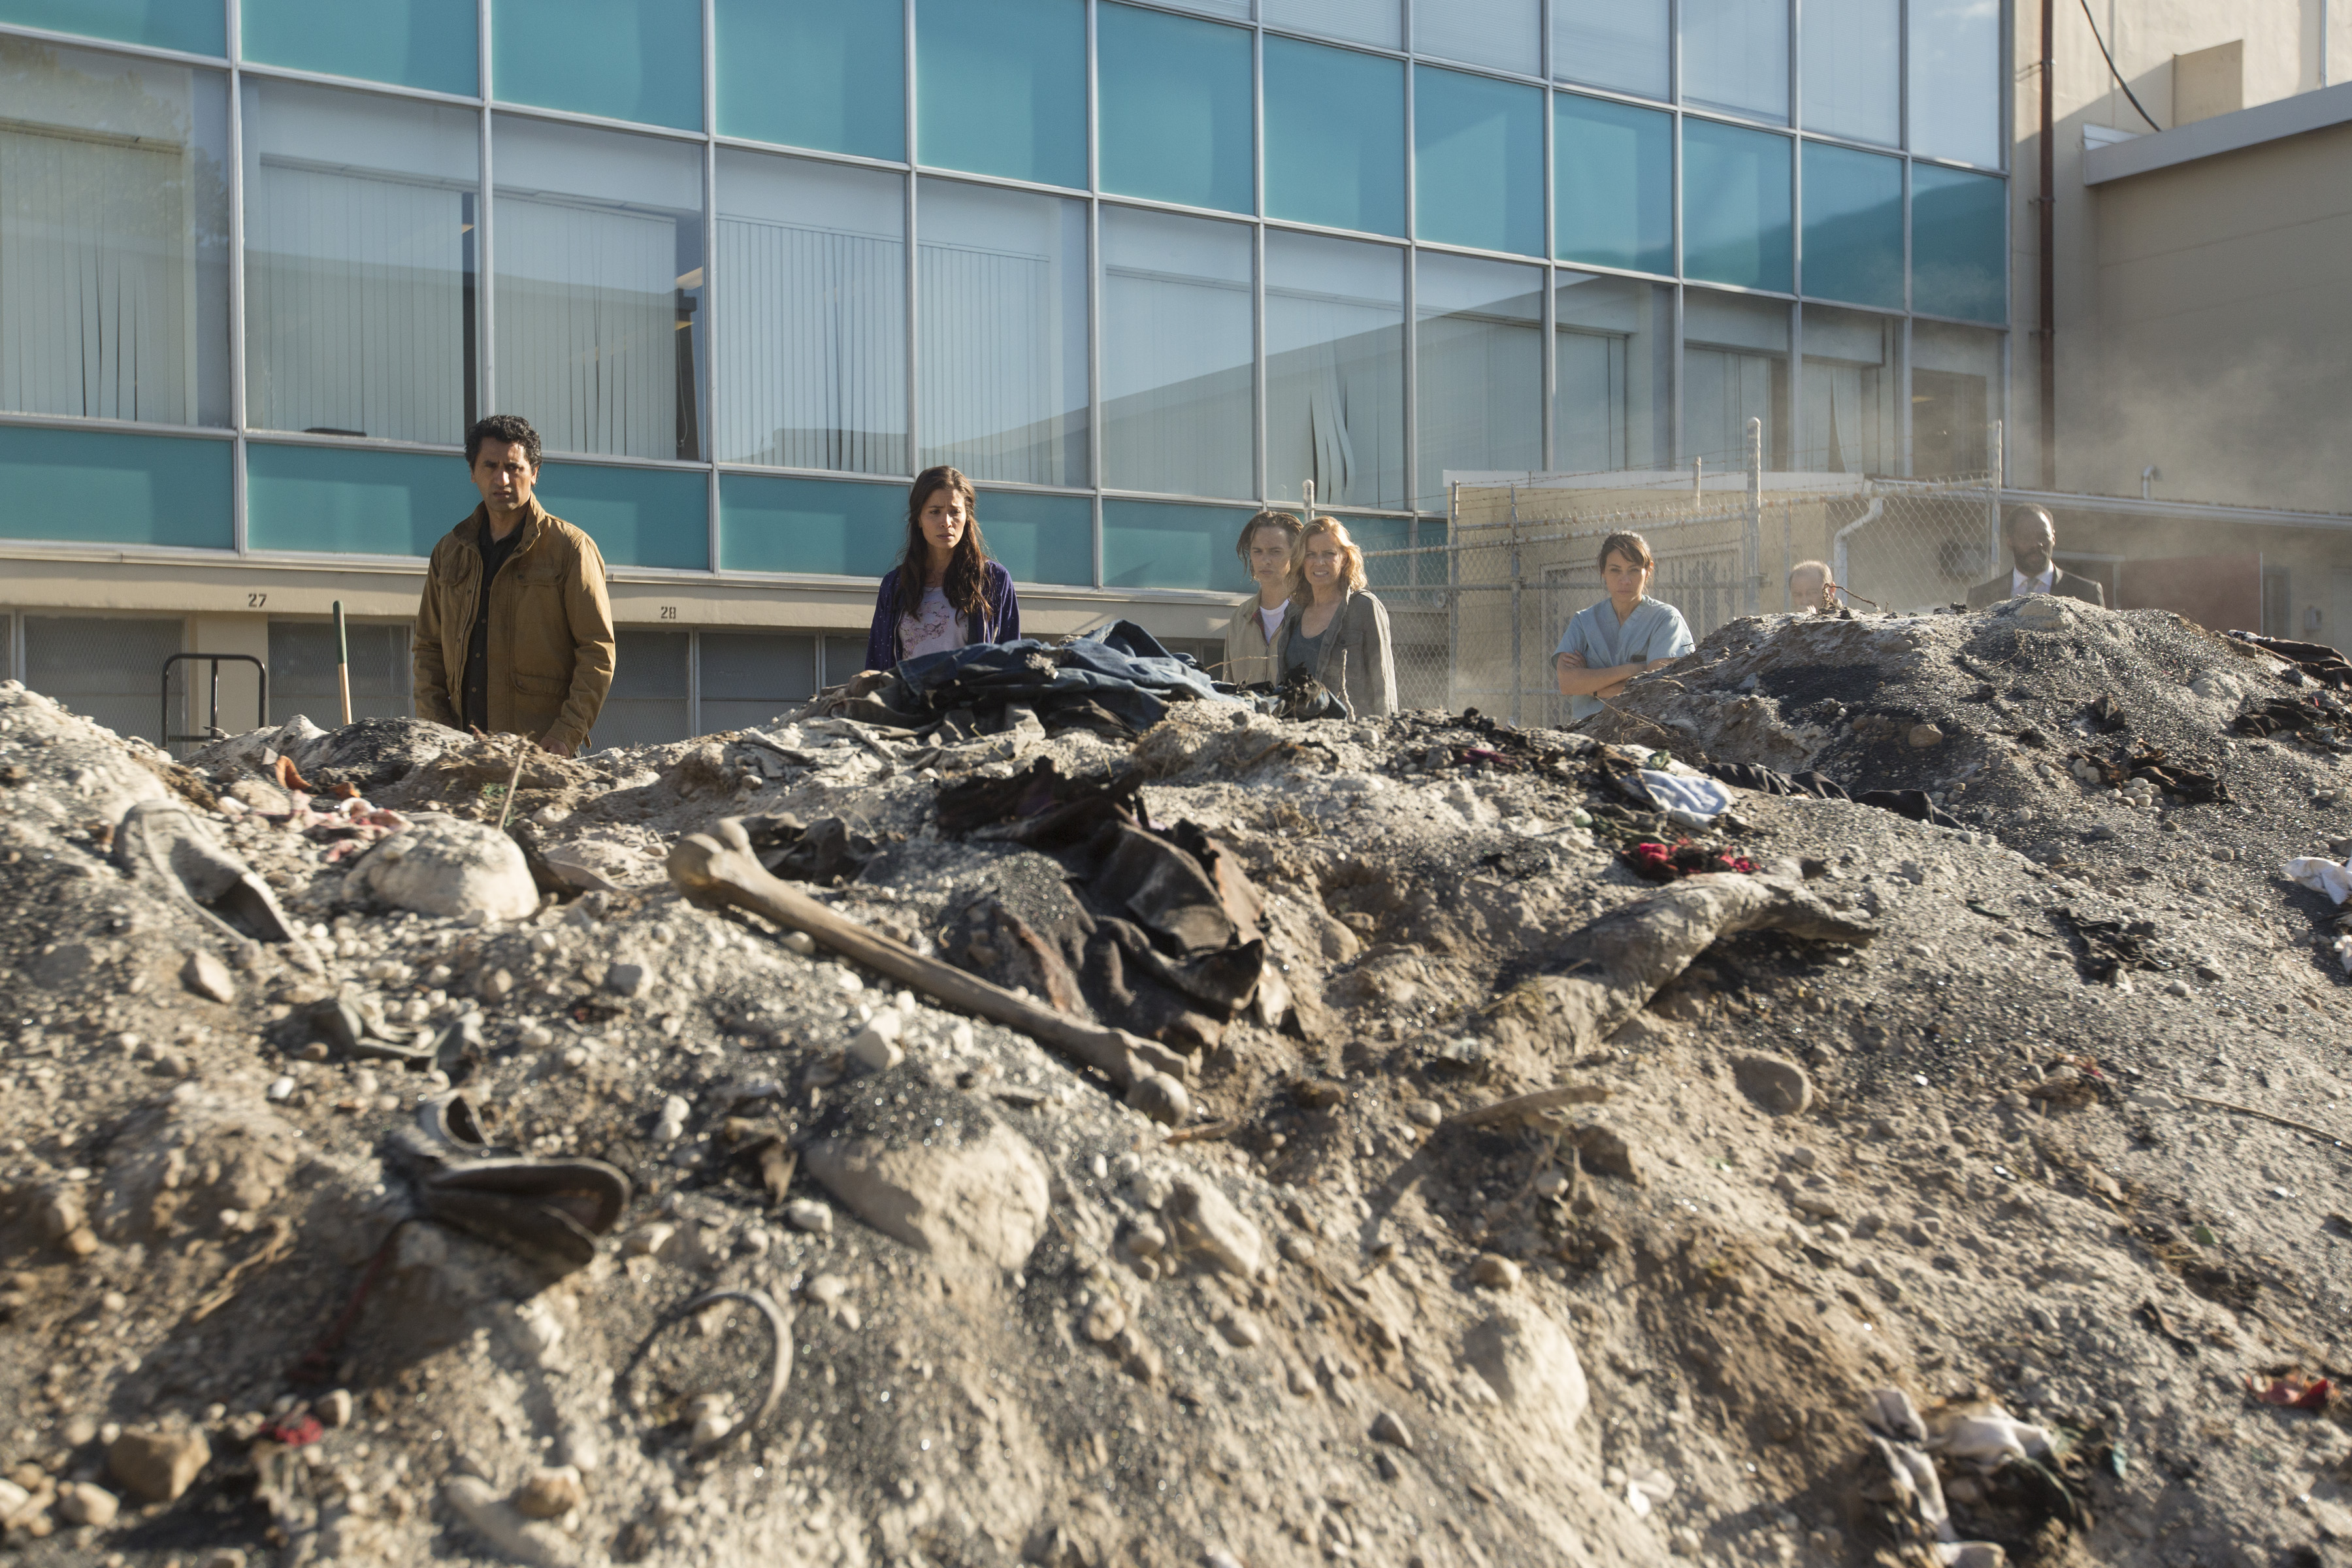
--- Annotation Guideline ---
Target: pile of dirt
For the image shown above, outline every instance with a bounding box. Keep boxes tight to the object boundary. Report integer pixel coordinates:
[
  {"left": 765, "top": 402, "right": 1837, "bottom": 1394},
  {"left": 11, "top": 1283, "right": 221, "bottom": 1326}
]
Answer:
[{"left": 3, "top": 593, "right": 2351, "bottom": 1568}]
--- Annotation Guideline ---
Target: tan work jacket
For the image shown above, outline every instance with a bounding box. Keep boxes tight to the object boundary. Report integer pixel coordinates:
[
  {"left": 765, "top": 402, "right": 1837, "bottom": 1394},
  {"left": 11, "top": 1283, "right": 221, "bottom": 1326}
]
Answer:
[
  {"left": 1220, "top": 594, "right": 1292, "bottom": 685},
  {"left": 414, "top": 500, "right": 615, "bottom": 755}
]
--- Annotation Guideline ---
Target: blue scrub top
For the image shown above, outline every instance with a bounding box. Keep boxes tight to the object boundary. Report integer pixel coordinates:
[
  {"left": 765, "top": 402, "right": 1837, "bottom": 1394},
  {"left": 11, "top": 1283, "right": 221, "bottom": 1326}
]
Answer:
[{"left": 1556, "top": 596, "right": 1694, "bottom": 721}]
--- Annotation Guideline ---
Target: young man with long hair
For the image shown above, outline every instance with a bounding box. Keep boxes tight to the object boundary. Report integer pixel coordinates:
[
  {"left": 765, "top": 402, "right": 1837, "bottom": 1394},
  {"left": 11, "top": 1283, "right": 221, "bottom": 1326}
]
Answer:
[{"left": 860, "top": 466, "right": 1021, "bottom": 673}]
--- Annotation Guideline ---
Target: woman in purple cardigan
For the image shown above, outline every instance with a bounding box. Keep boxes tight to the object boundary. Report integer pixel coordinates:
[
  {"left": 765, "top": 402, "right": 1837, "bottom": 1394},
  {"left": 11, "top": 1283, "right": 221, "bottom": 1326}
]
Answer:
[{"left": 861, "top": 465, "right": 1022, "bottom": 674}]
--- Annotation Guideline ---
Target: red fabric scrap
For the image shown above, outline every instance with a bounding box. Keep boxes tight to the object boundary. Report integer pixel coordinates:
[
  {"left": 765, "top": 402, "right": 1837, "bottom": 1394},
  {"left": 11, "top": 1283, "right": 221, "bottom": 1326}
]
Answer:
[
  {"left": 272, "top": 755, "right": 313, "bottom": 793},
  {"left": 1620, "top": 840, "right": 1759, "bottom": 883},
  {"left": 2248, "top": 1373, "right": 2331, "bottom": 1411},
  {"left": 265, "top": 1414, "right": 325, "bottom": 1446}
]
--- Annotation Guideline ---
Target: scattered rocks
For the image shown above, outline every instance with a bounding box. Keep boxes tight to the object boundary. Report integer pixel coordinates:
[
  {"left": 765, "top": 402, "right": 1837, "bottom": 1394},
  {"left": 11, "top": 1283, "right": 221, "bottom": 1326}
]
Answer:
[
  {"left": 180, "top": 949, "right": 237, "bottom": 1004},
  {"left": 513, "top": 1465, "right": 585, "bottom": 1520},
  {"left": 316, "top": 1388, "right": 353, "bottom": 1428},
  {"left": 785, "top": 1199, "right": 833, "bottom": 1234},
  {"left": 1371, "top": 1410, "right": 1414, "bottom": 1450},
  {"left": 56, "top": 1482, "right": 118, "bottom": 1527},
  {"left": 1462, "top": 1303, "right": 1590, "bottom": 1450},
  {"left": 1732, "top": 1053, "right": 1814, "bottom": 1115},
  {"left": 107, "top": 1427, "right": 210, "bottom": 1503},
  {"left": 1471, "top": 1254, "right": 1522, "bottom": 1290},
  {"left": 1168, "top": 1177, "right": 1264, "bottom": 1277},
  {"left": 346, "top": 815, "right": 537, "bottom": 923},
  {"left": 443, "top": 1474, "right": 578, "bottom": 1567}
]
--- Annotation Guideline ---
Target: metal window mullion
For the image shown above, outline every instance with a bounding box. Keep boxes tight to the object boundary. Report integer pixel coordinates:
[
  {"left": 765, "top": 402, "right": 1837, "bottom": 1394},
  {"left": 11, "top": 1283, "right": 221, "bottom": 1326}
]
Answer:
[
  {"left": 1897, "top": 312, "right": 1913, "bottom": 476},
  {"left": 226, "top": 0, "right": 248, "bottom": 555},
  {"left": 1087, "top": 0, "right": 1105, "bottom": 583},
  {"left": 1403, "top": 50, "right": 1418, "bottom": 509},
  {"left": 904, "top": 0, "right": 919, "bottom": 472},
  {"left": 1541, "top": 67, "right": 1555, "bottom": 472},
  {"left": 687, "top": 627, "right": 701, "bottom": 736},
  {"left": 703, "top": 0, "right": 719, "bottom": 576},
  {"left": 1252, "top": 24, "right": 1266, "bottom": 504},
  {"left": 479, "top": 0, "right": 497, "bottom": 414}
]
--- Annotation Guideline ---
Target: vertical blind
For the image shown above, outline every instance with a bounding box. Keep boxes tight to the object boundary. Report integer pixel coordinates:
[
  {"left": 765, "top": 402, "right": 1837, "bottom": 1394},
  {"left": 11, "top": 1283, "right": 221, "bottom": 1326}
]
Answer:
[
  {"left": 246, "top": 161, "right": 468, "bottom": 442},
  {"left": 1, "top": 127, "right": 197, "bottom": 423},
  {"left": 919, "top": 240, "right": 1077, "bottom": 485},
  {"left": 715, "top": 216, "right": 904, "bottom": 472},
  {"left": 496, "top": 195, "right": 679, "bottom": 459}
]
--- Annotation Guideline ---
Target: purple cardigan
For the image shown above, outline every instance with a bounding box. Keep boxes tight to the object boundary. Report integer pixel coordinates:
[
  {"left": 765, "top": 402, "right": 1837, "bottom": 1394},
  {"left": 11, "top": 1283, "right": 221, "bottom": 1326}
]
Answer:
[{"left": 863, "top": 561, "right": 1021, "bottom": 673}]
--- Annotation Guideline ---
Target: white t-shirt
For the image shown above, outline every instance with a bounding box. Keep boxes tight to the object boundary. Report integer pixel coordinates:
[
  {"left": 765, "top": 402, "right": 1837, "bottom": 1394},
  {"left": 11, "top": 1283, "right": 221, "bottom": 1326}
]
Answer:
[
  {"left": 1256, "top": 603, "right": 1286, "bottom": 643},
  {"left": 899, "top": 586, "right": 968, "bottom": 658}
]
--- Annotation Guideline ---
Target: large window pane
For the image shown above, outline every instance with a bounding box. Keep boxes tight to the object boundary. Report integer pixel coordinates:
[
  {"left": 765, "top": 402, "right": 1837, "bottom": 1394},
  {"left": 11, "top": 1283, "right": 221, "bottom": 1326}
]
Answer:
[
  {"left": 715, "top": 152, "right": 906, "bottom": 474},
  {"left": 1682, "top": 119, "right": 1792, "bottom": 292},
  {"left": 270, "top": 619, "right": 412, "bottom": 722},
  {"left": 1099, "top": 5, "right": 1252, "bottom": 215},
  {"left": 1801, "top": 142, "right": 1903, "bottom": 308},
  {"left": 1682, "top": 0, "right": 1788, "bottom": 123},
  {"left": 1, "top": 41, "right": 230, "bottom": 426},
  {"left": 492, "top": 0, "right": 702, "bottom": 131},
  {"left": 1554, "top": 272, "right": 1671, "bottom": 472},
  {"left": 1553, "top": 0, "right": 1668, "bottom": 100},
  {"left": 534, "top": 461, "right": 708, "bottom": 570},
  {"left": 1416, "top": 0, "right": 1538, "bottom": 76},
  {"left": 1682, "top": 289, "right": 1788, "bottom": 466},
  {"left": 493, "top": 115, "right": 705, "bottom": 461},
  {"left": 1267, "top": 231, "right": 1404, "bottom": 511},
  {"left": 1799, "top": 305, "right": 1899, "bottom": 474},
  {"left": 719, "top": 472, "right": 902, "bottom": 576},
  {"left": 244, "top": 0, "right": 476, "bottom": 96},
  {"left": 244, "top": 79, "right": 478, "bottom": 446},
  {"left": 1262, "top": 0, "right": 1396, "bottom": 50},
  {"left": 0, "top": 0, "right": 221, "bottom": 54},
  {"left": 1102, "top": 206, "right": 1253, "bottom": 500},
  {"left": 1413, "top": 66, "right": 1543, "bottom": 257},
  {"left": 1912, "top": 163, "right": 2004, "bottom": 321},
  {"left": 1415, "top": 252, "right": 1541, "bottom": 504},
  {"left": 1910, "top": 0, "right": 2001, "bottom": 167},
  {"left": 1553, "top": 93, "right": 1671, "bottom": 275},
  {"left": 599, "top": 629, "right": 691, "bottom": 746},
  {"left": 0, "top": 425, "right": 229, "bottom": 548},
  {"left": 715, "top": 0, "right": 904, "bottom": 160},
  {"left": 978, "top": 488, "right": 1093, "bottom": 585},
  {"left": 917, "top": 0, "right": 1086, "bottom": 189},
  {"left": 1801, "top": 0, "right": 1898, "bottom": 145},
  {"left": 701, "top": 632, "right": 817, "bottom": 731},
  {"left": 246, "top": 442, "right": 477, "bottom": 557},
  {"left": 1102, "top": 498, "right": 1253, "bottom": 591},
  {"left": 1910, "top": 321, "right": 2001, "bottom": 478},
  {"left": 915, "top": 178, "right": 1089, "bottom": 487},
  {"left": 25, "top": 615, "right": 184, "bottom": 745},
  {"left": 1264, "top": 37, "right": 1405, "bottom": 237}
]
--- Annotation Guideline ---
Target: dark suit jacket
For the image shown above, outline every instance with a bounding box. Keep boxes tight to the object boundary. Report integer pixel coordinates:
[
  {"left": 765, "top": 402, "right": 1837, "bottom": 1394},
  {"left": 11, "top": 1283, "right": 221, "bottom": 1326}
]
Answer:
[{"left": 1965, "top": 567, "right": 2106, "bottom": 611}]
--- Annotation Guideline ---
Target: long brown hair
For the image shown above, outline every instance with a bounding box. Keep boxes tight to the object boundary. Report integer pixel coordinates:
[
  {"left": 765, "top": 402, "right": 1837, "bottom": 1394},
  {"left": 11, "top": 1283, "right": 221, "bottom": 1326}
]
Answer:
[
  {"left": 895, "top": 466, "right": 992, "bottom": 625},
  {"left": 1292, "top": 516, "right": 1367, "bottom": 606}
]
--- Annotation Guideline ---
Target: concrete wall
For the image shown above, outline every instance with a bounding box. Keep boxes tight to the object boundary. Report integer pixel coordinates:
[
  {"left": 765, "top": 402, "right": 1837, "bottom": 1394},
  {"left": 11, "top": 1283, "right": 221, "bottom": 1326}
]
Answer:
[{"left": 2008, "top": 0, "right": 2352, "bottom": 506}]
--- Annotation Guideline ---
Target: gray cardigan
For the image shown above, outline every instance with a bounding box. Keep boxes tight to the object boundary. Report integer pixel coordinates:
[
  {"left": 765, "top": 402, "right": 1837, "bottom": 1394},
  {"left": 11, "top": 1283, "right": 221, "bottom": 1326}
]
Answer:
[{"left": 1281, "top": 589, "right": 1398, "bottom": 717}]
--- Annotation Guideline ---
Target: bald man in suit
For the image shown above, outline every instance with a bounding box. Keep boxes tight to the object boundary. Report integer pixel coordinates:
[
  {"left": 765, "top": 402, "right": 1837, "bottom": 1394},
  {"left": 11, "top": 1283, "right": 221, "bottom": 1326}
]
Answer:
[{"left": 1966, "top": 505, "right": 2106, "bottom": 610}]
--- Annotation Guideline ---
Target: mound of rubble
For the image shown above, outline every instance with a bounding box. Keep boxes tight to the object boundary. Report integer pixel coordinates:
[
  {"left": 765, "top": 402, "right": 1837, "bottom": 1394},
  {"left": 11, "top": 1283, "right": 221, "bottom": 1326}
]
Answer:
[{"left": 3, "top": 593, "right": 2352, "bottom": 1568}]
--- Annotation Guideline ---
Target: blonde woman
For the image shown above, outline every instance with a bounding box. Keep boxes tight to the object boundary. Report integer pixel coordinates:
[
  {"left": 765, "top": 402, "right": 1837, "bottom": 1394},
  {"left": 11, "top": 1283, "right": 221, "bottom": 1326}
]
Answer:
[
  {"left": 1220, "top": 508, "right": 1301, "bottom": 685},
  {"left": 1279, "top": 517, "right": 1397, "bottom": 717}
]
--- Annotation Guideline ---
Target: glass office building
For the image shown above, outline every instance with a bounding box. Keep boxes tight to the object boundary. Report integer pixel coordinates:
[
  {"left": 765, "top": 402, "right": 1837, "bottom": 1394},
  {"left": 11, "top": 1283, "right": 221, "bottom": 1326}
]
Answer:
[{"left": 0, "top": 0, "right": 2005, "bottom": 738}]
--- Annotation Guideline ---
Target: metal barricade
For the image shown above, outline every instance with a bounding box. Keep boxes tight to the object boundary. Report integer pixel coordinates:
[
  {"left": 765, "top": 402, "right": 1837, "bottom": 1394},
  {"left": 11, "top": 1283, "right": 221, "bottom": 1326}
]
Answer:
[{"left": 163, "top": 653, "right": 268, "bottom": 751}]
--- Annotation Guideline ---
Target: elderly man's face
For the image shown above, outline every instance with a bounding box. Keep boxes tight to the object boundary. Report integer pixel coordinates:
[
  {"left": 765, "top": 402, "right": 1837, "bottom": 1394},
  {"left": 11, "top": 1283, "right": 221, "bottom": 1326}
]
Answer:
[{"left": 2010, "top": 514, "right": 2056, "bottom": 576}]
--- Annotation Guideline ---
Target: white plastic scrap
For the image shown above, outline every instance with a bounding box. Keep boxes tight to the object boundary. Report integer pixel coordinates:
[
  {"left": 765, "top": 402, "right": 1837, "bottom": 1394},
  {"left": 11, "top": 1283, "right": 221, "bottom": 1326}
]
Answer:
[
  {"left": 1931, "top": 1407, "right": 2055, "bottom": 1473},
  {"left": 2285, "top": 857, "right": 2352, "bottom": 906},
  {"left": 1639, "top": 770, "right": 1735, "bottom": 828}
]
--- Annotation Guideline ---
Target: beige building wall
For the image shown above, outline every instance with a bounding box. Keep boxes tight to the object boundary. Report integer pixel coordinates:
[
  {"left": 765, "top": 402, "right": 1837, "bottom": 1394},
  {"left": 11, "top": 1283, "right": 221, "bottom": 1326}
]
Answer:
[{"left": 2010, "top": 0, "right": 2352, "bottom": 506}]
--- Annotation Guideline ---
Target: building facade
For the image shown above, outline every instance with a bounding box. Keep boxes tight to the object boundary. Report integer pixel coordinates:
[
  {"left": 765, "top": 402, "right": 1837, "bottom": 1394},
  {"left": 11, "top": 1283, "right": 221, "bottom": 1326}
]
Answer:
[{"left": 0, "top": 0, "right": 2006, "bottom": 746}]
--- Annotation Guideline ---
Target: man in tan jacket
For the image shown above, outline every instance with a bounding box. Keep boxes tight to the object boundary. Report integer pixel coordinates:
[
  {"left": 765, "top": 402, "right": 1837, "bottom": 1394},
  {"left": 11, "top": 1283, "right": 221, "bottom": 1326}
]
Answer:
[{"left": 415, "top": 415, "right": 615, "bottom": 755}]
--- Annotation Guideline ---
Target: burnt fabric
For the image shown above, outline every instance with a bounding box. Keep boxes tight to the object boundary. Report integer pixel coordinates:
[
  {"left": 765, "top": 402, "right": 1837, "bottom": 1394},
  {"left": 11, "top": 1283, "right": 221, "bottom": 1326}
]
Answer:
[
  {"left": 2226, "top": 630, "right": 2352, "bottom": 689},
  {"left": 874, "top": 621, "right": 1235, "bottom": 736},
  {"left": 2234, "top": 695, "right": 2352, "bottom": 751},
  {"left": 1701, "top": 762, "right": 1961, "bottom": 828}
]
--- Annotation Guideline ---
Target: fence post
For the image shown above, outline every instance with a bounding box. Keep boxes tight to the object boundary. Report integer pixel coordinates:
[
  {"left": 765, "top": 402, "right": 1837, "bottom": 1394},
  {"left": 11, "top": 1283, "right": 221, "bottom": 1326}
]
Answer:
[
  {"left": 1508, "top": 483, "right": 1522, "bottom": 728},
  {"left": 1744, "top": 416, "right": 1763, "bottom": 617},
  {"left": 1448, "top": 480, "right": 1461, "bottom": 715},
  {"left": 1985, "top": 419, "right": 2005, "bottom": 582}
]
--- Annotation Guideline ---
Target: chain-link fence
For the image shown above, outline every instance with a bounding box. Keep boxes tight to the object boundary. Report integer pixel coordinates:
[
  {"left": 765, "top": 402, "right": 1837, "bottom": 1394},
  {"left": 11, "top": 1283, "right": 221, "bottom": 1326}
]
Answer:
[{"left": 1361, "top": 428, "right": 2004, "bottom": 727}]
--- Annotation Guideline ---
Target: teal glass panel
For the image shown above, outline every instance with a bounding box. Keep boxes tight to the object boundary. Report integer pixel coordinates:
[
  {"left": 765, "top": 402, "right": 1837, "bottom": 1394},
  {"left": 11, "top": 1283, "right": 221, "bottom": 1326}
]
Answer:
[
  {"left": 977, "top": 489, "right": 1092, "bottom": 586},
  {"left": 246, "top": 442, "right": 478, "bottom": 557},
  {"left": 1413, "top": 65, "right": 1543, "bottom": 257},
  {"left": 534, "top": 462, "right": 708, "bottom": 569},
  {"left": 1910, "top": 0, "right": 2001, "bottom": 167},
  {"left": 244, "top": 0, "right": 476, "bottom": 95},
  {"left": 1682, "top": 119, "right": 1791, "bottom": 292},
  {"left": 715, "top": 0, "right": 903, "bottom": 159},
  {"left": 917, "top": 0, "right": 1086, "bottom": 189},
  {"left": 1102, "top": 498, "right": 1253, "bottom": 591},
  {"left": 719, "top": 472, "right": 903, "bottom": 576},
  {"left": 1553, "top": 93, "right": 1671, "bottom": 275},
  {"left": 1912, "top": 163, "right": 2005, "bottom": 322},
  {"left": 1264, "top": 37, "right": 1404, "bottom": 237},
  {"left": 0, "top": 425, "right": 229, "bottom": 549},
  {"left": 493, "top": 0, "right": 702, "bottom": 131},
  {"left": 0, "top": 0, "right": 222, "bottom": 54},
  {"left": 1801, "top": 142, "right": 1903, "bottom": 308},
  {"left": 1098, "top": 4, "right": 1251, "bottom": 214}
]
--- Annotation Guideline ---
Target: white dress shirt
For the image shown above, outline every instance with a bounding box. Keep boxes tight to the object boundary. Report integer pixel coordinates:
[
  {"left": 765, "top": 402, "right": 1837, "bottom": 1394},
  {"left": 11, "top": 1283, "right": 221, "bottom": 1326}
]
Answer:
[{"left": 2012, "top": 566, "right": 2055, "bottom": 596}]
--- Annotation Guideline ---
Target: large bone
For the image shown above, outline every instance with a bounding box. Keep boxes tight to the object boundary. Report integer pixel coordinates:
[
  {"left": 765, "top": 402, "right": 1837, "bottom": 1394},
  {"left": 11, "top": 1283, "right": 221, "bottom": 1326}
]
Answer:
[
  {"left": 667, "top": 818, "right": 1192, "bottom": 1125},
  {"left": 1490, "top": 874, "right": 1875, "bottom": 1058}
]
